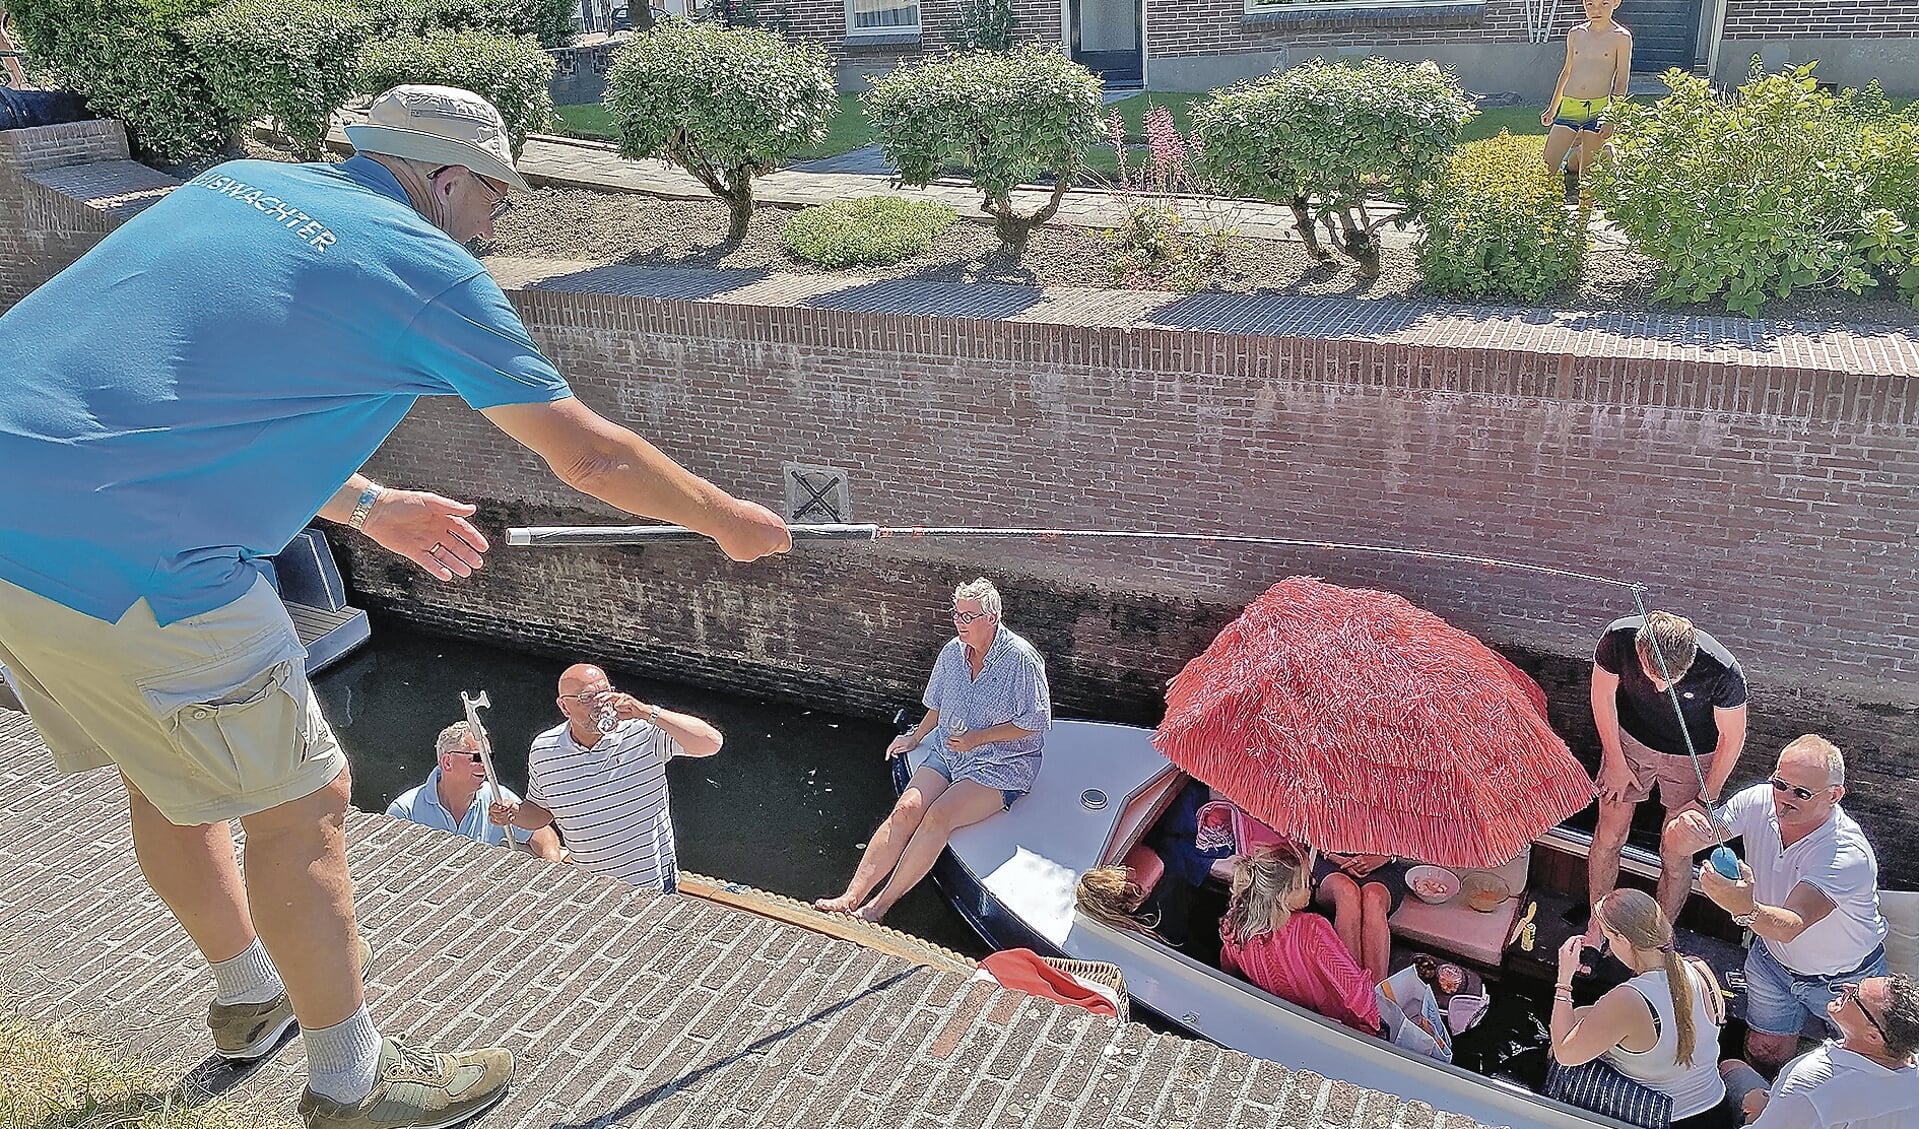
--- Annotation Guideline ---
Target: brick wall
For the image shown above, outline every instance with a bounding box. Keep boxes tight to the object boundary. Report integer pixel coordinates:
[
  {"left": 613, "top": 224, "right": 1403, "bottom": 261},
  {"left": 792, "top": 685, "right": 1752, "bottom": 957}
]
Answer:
[
  {"left": 1722, "top": 0, "right": 1919, "bottom": 39},
  {"left": 1146, "top": 0, "right": 1582, "bottom": 61},
  {"left": 0, "top": 121, "right": 152, "bottom": 313}
]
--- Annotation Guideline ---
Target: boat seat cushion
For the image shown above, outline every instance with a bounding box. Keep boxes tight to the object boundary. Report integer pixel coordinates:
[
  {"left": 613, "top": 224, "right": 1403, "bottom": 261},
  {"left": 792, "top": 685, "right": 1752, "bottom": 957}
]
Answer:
[{"left": 1885, "top": 890, "right": 1918, "bottom": 977}]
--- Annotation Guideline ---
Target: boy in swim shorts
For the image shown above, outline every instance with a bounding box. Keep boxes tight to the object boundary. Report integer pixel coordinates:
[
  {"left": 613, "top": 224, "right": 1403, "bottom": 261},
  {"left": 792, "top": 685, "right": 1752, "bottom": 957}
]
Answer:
[{"left": 1542, "top": 0, "right": 1632, "bottom": 205}]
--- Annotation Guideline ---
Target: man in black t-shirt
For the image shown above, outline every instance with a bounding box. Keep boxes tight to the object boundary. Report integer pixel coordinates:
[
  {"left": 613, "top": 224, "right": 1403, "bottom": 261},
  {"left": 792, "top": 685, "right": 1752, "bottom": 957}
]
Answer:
[{"left": 1586, "top": 610, "right": 1748, "bottom": 941}]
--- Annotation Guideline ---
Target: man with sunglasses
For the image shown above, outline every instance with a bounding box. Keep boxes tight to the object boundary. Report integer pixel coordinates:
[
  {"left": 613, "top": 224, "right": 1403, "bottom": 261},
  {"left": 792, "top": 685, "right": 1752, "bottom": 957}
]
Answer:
[
  {"left": 387, "top": 722, "right": 562, "bottom": 859},
  {"left": 0, "top": 83, "right": 789, "bottom": 1129},
  {"left": 1669, "top": 735, "right": 1890, "bottom": 1075},
  {"left": 1721, "top": 973, "right": 1918, "bottom": 1126}
]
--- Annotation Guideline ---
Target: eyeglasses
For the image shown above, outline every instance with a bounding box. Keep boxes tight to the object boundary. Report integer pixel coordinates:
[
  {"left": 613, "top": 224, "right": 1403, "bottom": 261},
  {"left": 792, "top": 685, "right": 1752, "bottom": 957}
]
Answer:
[
  {"left": 1769, "top": 776, "right": 1834, "bottom": 802},
  {"left": 559, "top": 689, "right": 610, "bottom": 703},
  {"left": 430, "top": 165, "right": 513, "bottom": 220},
  {"left": 952, "top": 609, "right": 993, "bottom": 626},
  {"left": 1838, "top": 982, "right": 1891, "bottom": 1044}
]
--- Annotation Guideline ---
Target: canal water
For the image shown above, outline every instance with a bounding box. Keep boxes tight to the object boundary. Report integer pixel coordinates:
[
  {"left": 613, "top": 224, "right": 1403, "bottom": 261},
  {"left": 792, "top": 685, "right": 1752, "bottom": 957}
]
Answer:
[{"left": 311, "top": 616, "right": 986, "bottom": 957}]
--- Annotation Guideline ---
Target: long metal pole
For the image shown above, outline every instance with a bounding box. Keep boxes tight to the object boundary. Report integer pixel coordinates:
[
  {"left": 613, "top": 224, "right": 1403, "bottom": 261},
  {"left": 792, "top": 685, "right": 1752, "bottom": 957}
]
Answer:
[{"left": 505, "top": 522, "right": 1640, "bottom": 590}]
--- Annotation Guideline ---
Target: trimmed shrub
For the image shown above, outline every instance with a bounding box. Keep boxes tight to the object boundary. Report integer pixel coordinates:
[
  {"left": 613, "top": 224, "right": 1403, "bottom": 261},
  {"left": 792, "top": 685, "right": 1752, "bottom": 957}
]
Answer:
[
  {"left": 357, "top": 30, "right": 555, "bottom": 156},
  {"left": 7, "top": 0, "right": 235, "bottom": 163},
  {"left": 1194, "top": 57, "right": 1475, "bottom": 279},
  {"left": 781, "top": 196, "right": 957, "bottom": 267},
  {"left": 1593, "top": 63, "right": 1919, "bottom": 314},
  {"left": 356, "top": 0, "right": 576, "bottom": 47},
  {"left": 185, "top": 0, "right": 374, "bottom": 161},
  {"left": 1416, "top": 131, "right": 1586, "bottom": 302},
  {"left": 946, "top": 0, "right": 1016, "bottom": 53},
  {"left": 865, "top": 44, "right": 1104, "bottom": 246},
  {"left": 605, "top": 21, "right": 836, "bottom": 240}
]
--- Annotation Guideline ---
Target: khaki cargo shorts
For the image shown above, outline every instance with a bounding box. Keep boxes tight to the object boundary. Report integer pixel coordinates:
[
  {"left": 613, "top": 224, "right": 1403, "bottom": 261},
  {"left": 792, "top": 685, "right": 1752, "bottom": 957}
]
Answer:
[
  {"left": 0, "top": 572, "right": 346, "bottom": 826},
  {"left": 1618, "top": 728, "right": 1711, "bottom": 809}
]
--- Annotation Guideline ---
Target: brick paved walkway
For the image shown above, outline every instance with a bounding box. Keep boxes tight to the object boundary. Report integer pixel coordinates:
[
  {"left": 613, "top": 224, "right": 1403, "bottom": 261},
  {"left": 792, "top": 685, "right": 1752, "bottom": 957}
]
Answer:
[{"left": 0, "top": 707, "right": 1496, "bottom": 1129}]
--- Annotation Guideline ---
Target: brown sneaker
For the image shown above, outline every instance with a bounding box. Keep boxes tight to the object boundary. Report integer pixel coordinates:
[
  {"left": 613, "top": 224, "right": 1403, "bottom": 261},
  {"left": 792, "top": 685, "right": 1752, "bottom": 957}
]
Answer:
[
  {"left": 208, "top": 938, "right": 375, "bottom": 1061},
  {"left": 297, "top": 1037, "right": 513, "bottom": 1129}
]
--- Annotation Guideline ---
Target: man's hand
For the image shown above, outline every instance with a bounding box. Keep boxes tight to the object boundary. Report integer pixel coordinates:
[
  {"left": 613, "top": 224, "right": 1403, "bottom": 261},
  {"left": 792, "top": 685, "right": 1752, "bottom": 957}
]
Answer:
[
  {"left": 359, "top": 489, "right": 488, "bottom": 580},
  {"left": 713, "top": 498, "right": 792, "bottom": 563},
  {"left": 489, "top": 798, "right": 520, "bottom": 827},
  {"left": 1542, "top": 108, "right": 1556, "bottom": 128},
  {"left": 1698, "top": 857, "right": 1756, "bottom": 915},
  {"left": 1597, "top": 756, "right": 1641, "bottom": 804}
]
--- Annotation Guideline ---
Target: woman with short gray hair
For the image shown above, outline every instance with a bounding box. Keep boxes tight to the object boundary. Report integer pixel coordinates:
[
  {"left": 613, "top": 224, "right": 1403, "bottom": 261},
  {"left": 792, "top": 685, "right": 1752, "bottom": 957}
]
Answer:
[{"left": 815, "top": 577, "right": 1051, "bottom": 923}]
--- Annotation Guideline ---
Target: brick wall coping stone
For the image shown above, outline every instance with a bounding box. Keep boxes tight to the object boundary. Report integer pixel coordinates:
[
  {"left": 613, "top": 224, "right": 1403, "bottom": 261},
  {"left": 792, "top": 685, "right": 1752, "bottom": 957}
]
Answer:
[
  {"left": 488, "top": 255, "right": 1919, "bottom": 397},
  {"left": 0, "top": 707, "right": 1499, "bottom": 1129}
]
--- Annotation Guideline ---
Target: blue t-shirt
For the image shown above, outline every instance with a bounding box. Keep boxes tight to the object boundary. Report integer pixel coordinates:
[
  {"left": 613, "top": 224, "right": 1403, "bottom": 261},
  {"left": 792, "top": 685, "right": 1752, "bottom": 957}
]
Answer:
[{"left": 0, "top": 156, "right": 571, "bottom": 624}]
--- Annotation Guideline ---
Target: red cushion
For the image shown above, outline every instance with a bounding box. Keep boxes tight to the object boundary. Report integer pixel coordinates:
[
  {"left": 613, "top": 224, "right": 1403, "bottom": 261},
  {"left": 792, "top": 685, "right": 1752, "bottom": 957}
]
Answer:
[{"left": 1122, "top": 842, "right": 1165, "bottom": 899}]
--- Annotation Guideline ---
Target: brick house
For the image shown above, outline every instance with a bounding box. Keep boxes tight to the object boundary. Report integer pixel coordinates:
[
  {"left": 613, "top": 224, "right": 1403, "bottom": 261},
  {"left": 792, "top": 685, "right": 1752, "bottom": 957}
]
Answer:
[{"left": 777, "top": 0, "right": 1918, "bottom": 97}]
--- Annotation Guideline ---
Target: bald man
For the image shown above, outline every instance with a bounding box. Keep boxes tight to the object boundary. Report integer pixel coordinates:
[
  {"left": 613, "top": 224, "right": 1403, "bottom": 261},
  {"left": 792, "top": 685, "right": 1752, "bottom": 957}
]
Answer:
[{"left": 491, "top": 664, "right": 721, "bottom": 893}]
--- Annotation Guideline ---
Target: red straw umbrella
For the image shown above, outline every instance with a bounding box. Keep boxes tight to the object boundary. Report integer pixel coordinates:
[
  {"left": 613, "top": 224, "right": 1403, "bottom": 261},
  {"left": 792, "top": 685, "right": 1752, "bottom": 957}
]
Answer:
[{"left": 1154, "top": 577, "right": 1595, "bottom": 869}]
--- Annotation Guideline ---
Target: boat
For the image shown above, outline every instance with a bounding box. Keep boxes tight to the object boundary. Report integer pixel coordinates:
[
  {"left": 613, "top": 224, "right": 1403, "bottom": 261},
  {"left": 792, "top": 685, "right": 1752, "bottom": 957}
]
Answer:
[
  {"left": 892, "top": 718, "right": 1917, "bottom": 1129},
  {"left": 264, "top": 526, "right": 372, "bottom": 675}
]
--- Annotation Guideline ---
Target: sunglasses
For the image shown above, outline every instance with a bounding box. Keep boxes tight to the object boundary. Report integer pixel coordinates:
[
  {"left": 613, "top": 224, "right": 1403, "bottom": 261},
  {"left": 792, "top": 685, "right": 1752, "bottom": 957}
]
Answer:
[
  {"left": 1769, "top": 776, "right": 1833, "bottom": 802},
  {"left": 952, "top": 609, "right": 993, "bottom": 626},
  {"left": 1839, "top": 982, "right": 1890, "bottom": 1044},
  {"left": 430, "top": 165, "right": 513, "bottom": 220},
  {"left": 559, "top": 689, "right": 611, "bottom": 702}
]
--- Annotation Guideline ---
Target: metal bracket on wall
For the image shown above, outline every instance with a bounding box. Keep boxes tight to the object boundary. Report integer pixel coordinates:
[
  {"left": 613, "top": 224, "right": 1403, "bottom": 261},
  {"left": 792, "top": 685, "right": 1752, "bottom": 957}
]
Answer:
[{"left": 783, "top": 462, "right": 851, "bottom": 523}]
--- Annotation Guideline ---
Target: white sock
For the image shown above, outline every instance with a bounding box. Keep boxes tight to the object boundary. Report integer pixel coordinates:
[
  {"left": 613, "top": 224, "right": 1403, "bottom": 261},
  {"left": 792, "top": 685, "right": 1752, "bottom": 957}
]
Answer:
[
  {"left": 210, "top": 939, "right": 283, "bottom": 1006},
  {"left": 304, "top": 1004, "right": 383, "bottom": 1104}
]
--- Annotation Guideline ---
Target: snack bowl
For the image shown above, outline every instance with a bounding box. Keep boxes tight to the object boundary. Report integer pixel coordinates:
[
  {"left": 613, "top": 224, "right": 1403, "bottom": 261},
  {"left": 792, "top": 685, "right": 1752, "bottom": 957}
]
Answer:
[
  {"left": 1461, "top": 872, "right": 1513, "bottom": 913},
  {"left": 1406, "top": 864, "right": 1461, "bottom": 905}
]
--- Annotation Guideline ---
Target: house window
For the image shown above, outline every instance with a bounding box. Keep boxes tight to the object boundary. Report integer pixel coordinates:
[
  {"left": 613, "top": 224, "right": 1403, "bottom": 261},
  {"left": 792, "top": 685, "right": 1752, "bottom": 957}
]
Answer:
[{"left": 848, "top": 0, "right": 919, "bottom": 34}]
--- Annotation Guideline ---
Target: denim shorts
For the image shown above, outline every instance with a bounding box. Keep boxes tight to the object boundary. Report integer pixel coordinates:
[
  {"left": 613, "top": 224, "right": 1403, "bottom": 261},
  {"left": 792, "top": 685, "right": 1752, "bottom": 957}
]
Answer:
[
  {"left": 920, "top": 745, "right": 1025, "bottom": 811},
  {"left": 1743, "top": 937, "right": 1888, "bottom": 1037}
]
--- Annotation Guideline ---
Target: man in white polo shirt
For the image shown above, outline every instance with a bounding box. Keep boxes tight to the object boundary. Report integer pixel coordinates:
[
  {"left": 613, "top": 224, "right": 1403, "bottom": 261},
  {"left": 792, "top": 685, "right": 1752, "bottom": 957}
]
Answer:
[
  {"left": 1670, "top": 734, "right": 1889, "bottom": 1074},
  {"left": 1721, "top": 973, "right": 1918, "bottom": 1127},
  {"left": 491, "top": 663, "right": 720, "bottom": 893}
]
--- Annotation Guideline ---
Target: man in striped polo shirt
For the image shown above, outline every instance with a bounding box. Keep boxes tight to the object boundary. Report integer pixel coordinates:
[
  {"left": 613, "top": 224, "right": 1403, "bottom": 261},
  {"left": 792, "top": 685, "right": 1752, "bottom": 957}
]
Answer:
[{"left": 491, "top": 664, "right": 722, "bottom": 892}]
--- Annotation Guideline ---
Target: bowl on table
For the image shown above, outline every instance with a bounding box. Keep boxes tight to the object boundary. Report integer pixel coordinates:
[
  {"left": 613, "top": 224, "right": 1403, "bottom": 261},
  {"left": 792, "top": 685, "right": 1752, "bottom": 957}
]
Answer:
[
  {"left": 1405, "top": 864, "right": 1462, "bottom": 905},
  {"left": 1461, "top": 872, "right": 1513, "bottom": 913}
]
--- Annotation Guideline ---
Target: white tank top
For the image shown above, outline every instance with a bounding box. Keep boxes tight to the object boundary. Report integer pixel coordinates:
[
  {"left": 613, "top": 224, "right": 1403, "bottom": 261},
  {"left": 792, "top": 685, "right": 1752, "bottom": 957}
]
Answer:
[{"left": 1603, "top": 963, "right": 1727, "bottom": 1119}]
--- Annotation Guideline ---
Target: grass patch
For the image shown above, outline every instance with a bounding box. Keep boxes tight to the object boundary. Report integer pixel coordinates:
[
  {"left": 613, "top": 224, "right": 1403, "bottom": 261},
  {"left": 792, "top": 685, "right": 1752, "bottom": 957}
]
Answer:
[
  {"left": 1101, "top": 91, "right": 1207, "bottom": 140},
  {"left": 1461, "top": 106, "right": 1553, "bottom": 142},
  {"left": 0, "top": 1015, "right": 297, "bottom": 1129},
  {"left": 782, "top": 196, "right": 957, "bottom": 267},
  {"left": 554, "top": 102, "right": 617, "bottom": 140}
]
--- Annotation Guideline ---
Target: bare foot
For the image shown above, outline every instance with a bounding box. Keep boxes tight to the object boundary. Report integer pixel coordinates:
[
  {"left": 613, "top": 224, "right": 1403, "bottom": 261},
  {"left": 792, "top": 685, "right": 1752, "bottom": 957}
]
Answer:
[
  {"left": 813, "top": 894, "right": 862, "bottom": 914},
  {"left": 852, "top": 901, "right": 891, "bottom": 924}
]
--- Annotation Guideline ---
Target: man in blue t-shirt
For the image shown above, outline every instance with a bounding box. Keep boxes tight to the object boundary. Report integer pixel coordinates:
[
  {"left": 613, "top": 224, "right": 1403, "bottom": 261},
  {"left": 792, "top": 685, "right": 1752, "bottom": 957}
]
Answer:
[
  {"left": 387, "top": 721, "right": 563, "bottom": 859},
  {"left": 0, "top": 86, "right": 790, "bottom": 1129},
  {"left": 1585, "top": 610, "right": 1748, "bottom": 944}
]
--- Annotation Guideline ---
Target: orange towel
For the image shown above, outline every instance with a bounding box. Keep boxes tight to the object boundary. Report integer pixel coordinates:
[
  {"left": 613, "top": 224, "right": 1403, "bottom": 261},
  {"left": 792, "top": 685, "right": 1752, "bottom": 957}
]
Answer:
[{"left": 978, "top": 950, "right": 1118, "bottom": 1018}]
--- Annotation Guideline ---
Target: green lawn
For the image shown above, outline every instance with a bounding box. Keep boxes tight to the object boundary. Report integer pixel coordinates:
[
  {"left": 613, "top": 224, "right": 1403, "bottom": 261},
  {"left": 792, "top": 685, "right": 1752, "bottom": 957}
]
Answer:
[{"left": 553, "top": 94, "right": 874, "bottom": 160}]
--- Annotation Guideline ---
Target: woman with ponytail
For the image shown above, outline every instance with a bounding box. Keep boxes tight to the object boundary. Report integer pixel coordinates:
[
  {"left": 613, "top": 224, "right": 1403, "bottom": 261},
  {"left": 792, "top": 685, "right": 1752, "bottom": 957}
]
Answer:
[
  {"left": 1218, "top": 844, "right": 1383, "bottom": 1035},
  {"left": 1550, "top": 888, "right": 1737, "bottom": 1126}
]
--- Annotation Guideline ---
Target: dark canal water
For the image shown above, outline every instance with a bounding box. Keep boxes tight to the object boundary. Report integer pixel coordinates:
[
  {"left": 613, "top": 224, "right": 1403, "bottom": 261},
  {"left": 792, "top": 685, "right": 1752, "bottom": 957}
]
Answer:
[{"left": 310, "top": 616, "right": 986, "bottom": 957}]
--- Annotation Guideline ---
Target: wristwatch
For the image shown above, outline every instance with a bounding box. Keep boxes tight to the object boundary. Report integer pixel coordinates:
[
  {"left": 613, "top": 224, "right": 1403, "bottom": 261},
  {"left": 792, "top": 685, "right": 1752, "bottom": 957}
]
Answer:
[
  {"left": 1732, "top": 911, "right": 1757, "bottom": 928},
  {"left": 347, "top": 482, "right": 384, "bottom": 531}
]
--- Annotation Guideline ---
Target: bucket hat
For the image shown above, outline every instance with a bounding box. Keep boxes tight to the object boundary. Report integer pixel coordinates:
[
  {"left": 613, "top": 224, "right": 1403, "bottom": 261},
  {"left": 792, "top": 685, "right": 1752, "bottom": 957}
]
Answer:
[{"left": 343, "top": 85, "right": 532, "bottom": 192}]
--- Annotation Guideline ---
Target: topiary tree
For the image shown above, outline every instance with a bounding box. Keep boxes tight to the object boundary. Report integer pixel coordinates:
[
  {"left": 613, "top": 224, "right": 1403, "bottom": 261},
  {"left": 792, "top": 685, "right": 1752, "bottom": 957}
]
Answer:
[
  {"left": 357, "top": 29, "right": 556, "bottom": 156},
  {"left": 185, "top": 0, "right": 374, "bottom": 161},
  {"left": 604, "top": 21, "right": 836, "bottom": 240},
  {"left": 864, "top": 44, "right": 1103, "bottom": 247},
  {"left": 1592, "top": 63, "right": 1919, "bottom": 314},
  {"left": 1194, "top": 57, "right": 1475, "bottom": 279},
  {"left": 7, "top": 0, "right": 237, "bottom": 163},
  {"left": 356, "top": 0, "right": 577, "bottom": 47}
]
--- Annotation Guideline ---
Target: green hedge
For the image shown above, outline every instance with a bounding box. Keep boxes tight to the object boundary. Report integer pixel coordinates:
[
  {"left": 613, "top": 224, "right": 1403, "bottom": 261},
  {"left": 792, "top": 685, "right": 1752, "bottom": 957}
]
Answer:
[
  {"left": 1593, "top": 64, "right": 1919, "bottom": 314},
  {"left": 357, "top": 29, "right": 556, "bottom": 156},
  {"left": 781, "top": 197, "right": 957, "bottom": 267},
  {"left": 1416, "top": 132, "right": 1586, "bottom": 303},
  {"left": 864, "top": 44, "right": 1104, "bottom": 245},
  {"left": 355, "top": 0, "right": 576, "bottom": 47},
  {"left": 605, "top": 21, "right": 837, "bottom": 239},
  {"left": 186, "top": 0, "right": 373, "bottom": 160},
  {"left": 1194, "top": 57, "right": 1475, "bottom": 279},
  {"left": 7, "top": 0, "right": 234, "bottom": 162}
]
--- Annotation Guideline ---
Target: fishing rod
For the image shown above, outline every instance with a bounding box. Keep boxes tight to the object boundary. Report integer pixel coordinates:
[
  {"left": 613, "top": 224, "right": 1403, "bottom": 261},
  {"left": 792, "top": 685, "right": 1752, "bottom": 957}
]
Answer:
[{"left": 505, "top": 522, "right": 1642, "bottom": 591}]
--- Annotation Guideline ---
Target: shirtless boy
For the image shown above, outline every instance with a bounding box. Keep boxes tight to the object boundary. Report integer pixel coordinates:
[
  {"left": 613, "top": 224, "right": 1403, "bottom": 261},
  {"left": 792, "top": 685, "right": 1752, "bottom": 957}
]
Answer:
[{"left": 1542, "top": 0, "right": 1632, "bottom": 205}]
